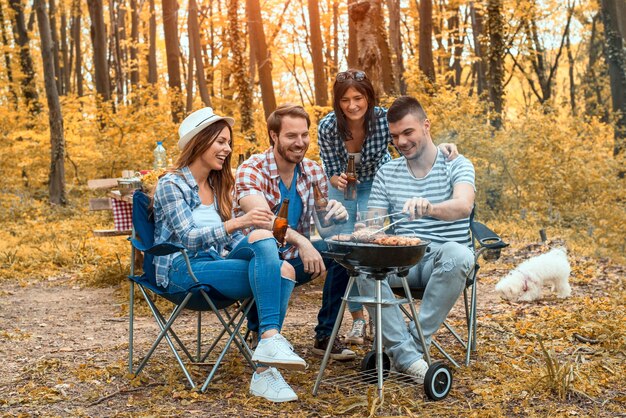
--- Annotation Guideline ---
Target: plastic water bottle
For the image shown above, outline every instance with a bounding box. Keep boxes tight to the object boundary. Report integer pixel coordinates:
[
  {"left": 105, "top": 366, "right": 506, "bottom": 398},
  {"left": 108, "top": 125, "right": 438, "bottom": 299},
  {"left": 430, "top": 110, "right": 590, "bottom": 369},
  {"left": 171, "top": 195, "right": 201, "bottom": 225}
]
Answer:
[{"left": 153, "top": 141, "right": 167, "bottom": 170}]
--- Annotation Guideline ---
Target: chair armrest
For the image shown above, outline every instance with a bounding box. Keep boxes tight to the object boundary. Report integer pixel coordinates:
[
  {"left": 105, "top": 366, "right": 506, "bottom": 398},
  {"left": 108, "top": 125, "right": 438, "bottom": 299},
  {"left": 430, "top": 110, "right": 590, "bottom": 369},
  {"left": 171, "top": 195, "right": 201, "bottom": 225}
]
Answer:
[
  {"left": 145, "top": 242, "right": 187, "bottom": 256},
  {"left": 470, "top": 221, "right": 508, "bottom": 250},
  {"left": 131, "top": 238, "right": 186, "bottom": 255}
]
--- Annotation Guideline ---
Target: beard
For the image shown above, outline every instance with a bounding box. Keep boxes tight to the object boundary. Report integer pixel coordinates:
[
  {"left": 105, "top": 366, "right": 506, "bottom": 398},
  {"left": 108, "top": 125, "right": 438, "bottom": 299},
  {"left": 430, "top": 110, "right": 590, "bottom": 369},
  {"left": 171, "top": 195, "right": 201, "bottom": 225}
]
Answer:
[{"left": 276, "top": 140, "right": 305, "bottom": 164}]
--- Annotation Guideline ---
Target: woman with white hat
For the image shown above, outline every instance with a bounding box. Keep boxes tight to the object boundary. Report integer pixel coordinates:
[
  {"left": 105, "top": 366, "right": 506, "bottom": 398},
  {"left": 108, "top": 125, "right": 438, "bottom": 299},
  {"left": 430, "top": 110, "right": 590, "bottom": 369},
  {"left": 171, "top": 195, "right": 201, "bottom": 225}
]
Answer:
[{"left": 152, "top": 107, "right": 304, "bottom": 402}]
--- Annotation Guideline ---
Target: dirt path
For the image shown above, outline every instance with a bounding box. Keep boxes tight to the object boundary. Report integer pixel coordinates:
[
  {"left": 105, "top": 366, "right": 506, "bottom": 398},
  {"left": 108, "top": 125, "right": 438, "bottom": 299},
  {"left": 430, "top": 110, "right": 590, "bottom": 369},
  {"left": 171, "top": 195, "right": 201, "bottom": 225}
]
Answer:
[{"left": 0, "top": 255, "right": 624, "bottom": 417}]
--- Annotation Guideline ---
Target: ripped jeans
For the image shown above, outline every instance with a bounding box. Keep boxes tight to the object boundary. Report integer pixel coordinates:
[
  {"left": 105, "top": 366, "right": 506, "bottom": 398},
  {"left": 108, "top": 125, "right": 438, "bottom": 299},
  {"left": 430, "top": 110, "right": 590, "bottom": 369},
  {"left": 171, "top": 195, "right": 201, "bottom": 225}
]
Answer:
[
  {"left": 356, "top": 242, "right": 474, "bottom": 371},
  {"left": 167, "top": 235, "right": 295, "bottom": 336}
]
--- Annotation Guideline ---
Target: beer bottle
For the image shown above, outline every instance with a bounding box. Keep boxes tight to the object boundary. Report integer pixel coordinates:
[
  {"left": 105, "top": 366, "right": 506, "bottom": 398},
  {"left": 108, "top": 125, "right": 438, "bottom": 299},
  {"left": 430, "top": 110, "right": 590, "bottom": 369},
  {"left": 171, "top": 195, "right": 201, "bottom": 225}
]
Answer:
[
  {"left": 313, "top": 182, "right": 333, "bottom": 228},
  {"left": 344, "top": 155, "right": 357, "bottom": 201},
  {"left": 272, "top": 199, "right": 290, "bottom": 245}
]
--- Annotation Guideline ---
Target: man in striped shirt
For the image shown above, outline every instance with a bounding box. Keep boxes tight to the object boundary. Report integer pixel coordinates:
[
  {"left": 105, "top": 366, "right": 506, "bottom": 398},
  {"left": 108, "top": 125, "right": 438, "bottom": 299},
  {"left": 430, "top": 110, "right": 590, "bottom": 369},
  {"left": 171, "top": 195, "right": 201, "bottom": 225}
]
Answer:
[{"left": 357, "top": 95, "right": 476, "bottom": 383}]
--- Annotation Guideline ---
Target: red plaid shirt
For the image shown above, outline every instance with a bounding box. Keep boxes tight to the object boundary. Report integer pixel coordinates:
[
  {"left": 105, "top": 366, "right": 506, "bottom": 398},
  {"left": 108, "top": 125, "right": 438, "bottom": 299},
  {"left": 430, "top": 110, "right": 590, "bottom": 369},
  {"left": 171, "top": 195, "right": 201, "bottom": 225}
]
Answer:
[{"left": 234, "top": 148, "right": 329, "bottom": 260}]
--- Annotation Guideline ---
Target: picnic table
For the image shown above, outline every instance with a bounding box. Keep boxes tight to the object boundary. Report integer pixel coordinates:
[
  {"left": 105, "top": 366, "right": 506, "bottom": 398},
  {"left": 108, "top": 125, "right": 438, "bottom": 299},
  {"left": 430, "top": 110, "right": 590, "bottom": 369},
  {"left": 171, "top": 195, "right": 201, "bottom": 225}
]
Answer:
[{"left": 88, "top": 178, "right": 136, "bottom": 237}]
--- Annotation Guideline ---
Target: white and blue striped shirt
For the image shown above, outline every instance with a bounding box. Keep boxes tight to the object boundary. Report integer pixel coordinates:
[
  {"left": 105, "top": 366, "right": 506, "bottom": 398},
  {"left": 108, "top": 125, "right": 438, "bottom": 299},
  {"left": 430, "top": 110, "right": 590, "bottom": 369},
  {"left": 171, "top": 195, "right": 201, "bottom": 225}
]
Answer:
[{"left": 368, "top": 150, "right": 475, "bottom": 247}]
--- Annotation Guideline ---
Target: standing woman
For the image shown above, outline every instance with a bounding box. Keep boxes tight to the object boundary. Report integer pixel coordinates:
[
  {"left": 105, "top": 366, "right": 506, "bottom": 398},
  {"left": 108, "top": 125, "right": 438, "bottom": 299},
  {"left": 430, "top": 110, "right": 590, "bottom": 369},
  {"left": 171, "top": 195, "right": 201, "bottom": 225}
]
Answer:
[
  {"left": 152, "top": 107, "right": 305, "bottom": 403},
  {"left": 317, "top": 69, "right": 458, "bottom": 345}
]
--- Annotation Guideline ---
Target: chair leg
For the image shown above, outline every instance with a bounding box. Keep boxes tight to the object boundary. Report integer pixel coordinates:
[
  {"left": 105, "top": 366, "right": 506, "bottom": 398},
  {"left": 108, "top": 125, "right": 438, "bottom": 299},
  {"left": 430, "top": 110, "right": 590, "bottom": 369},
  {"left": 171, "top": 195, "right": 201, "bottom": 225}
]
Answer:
[
  {"left": 197, "top": 311, "right": 202, "bottom": 362},
  {"left": 199, "top": 294, "right": 255, "bottom": 392},
  {"left": 129, "top": 281, "right": 135, "bottom": 374},
  {"left": 135, "top": 288, "right": 197, "bottom": 389}
]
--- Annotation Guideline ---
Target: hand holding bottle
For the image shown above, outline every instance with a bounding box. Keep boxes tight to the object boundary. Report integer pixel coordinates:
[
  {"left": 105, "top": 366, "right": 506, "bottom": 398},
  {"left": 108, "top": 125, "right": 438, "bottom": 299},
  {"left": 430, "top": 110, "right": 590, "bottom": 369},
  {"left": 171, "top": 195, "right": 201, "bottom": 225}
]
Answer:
[{"left": 240, "top": 207, "right": 275, "bottom": 230}]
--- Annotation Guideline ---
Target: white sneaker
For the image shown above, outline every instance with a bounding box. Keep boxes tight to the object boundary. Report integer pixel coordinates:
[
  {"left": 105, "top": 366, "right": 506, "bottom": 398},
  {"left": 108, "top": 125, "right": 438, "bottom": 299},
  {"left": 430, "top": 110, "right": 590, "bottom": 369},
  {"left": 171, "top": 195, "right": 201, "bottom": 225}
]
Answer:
[
  {"left": 252, "top": 333, "right": 307, "bottom": 370},
  {"left": 249, "top": 367, "right": 298, "bottom": 402},
  {"left": 344, "top": 318, "right": 367, "bottom": 345},
  {"left": 403, "top": 358, "right": 429, "bottom": 384}
]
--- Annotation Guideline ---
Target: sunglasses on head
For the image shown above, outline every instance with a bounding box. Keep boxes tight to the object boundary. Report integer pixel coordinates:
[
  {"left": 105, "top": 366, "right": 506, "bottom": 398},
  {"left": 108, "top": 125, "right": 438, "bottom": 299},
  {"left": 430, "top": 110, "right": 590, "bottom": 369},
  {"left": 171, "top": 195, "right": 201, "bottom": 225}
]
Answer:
[{"left": 336, "top": 71, "right": 366, "bottom": 82}]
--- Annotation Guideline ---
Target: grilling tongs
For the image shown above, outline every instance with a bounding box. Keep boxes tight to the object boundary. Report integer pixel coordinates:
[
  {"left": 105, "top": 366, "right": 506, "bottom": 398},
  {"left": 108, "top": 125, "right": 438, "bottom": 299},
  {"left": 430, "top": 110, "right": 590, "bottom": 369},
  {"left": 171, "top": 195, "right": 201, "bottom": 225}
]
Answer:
[{"left": 359, "top": 211, "right": 412, "bottom": 234}]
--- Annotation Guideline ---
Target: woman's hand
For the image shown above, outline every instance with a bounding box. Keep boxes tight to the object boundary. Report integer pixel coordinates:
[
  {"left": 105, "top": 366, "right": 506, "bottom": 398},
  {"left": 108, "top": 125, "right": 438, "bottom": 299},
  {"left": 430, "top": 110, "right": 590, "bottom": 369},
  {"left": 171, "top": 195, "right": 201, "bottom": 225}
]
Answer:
[
  {"left": 331, "top": 173, "right": 348, "bottom": 192},
  {"left": 438, "top": 143, "right": 459, "bottom": 161},
  {"left": 240, "top": 207, "right": 275, "bottom": 230}
]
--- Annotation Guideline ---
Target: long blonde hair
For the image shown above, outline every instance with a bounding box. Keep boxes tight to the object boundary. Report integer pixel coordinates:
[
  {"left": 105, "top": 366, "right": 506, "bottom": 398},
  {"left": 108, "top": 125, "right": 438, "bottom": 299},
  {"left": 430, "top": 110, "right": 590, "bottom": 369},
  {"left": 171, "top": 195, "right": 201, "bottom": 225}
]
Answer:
[{"left": 155, "top": 120, "right": 234, "bottom": 221}]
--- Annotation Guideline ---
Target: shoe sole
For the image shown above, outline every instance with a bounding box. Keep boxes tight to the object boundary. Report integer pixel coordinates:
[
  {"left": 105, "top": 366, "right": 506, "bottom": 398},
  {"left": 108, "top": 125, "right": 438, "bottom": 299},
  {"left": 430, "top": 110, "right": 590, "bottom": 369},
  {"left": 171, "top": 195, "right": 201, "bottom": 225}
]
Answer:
[
  {"left": 311, "top": 347, "right": 356, "bottom": 361},
  {"left": 249, "top": 390, "right": 298, "bottom": 402},
  {"left": 251, "top": 356, "right": 307, "bottom": 371},
  {"left": 344, "top": 336, "right": 365, "bottom": 345}
]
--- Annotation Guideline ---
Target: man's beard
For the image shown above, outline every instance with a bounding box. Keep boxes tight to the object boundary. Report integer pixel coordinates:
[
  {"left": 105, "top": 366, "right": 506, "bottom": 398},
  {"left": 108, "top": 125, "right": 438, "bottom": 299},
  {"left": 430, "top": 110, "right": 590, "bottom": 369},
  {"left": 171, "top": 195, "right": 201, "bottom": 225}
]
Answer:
[{"left": 276, "top": 140, "right": 305, "bottom": 164}]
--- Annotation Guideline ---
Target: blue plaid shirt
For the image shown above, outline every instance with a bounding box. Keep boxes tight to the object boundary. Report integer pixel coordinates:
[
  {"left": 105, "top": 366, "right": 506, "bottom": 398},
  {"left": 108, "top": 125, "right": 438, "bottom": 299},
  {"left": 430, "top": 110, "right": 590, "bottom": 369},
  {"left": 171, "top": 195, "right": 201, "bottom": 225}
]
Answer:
[
  {"left": 317, "top": 106, "right": 392, "bottom": 182},
  {"left": 152, "top": 166, "right": 244, "bottom": 287}
]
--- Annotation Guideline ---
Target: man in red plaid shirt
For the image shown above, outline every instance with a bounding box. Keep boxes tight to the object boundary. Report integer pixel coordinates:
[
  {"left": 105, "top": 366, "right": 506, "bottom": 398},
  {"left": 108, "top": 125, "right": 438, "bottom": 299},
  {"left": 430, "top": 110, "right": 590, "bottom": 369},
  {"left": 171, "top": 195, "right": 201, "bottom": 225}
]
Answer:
[{"left": 235, "top": 104, "right": 356, "bottom": 361}]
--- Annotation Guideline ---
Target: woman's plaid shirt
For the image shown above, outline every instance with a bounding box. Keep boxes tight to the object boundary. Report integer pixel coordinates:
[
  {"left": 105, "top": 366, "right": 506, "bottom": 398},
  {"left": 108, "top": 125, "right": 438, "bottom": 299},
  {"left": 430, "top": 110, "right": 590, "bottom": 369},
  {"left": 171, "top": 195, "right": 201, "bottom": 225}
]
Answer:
[{"left": 317, "top": 106, "right": 392, "bottom": 182}]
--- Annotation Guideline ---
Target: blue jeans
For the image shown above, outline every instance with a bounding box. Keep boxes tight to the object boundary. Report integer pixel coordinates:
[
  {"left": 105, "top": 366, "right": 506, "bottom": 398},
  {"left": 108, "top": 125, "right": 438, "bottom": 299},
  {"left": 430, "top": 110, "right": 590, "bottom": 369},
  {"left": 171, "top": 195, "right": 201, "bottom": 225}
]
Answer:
[
  {"left": 246, "top": 239, "right": 349, "bottom": 339},
  {"left": 328, "top": 179, "right": 373, "bottom": 313},
  {"left": 356, "top": 242, "right": 474, "bottom": 371},
  {"left": 167, "top": 236, "right": 294, "bottom": 336}
]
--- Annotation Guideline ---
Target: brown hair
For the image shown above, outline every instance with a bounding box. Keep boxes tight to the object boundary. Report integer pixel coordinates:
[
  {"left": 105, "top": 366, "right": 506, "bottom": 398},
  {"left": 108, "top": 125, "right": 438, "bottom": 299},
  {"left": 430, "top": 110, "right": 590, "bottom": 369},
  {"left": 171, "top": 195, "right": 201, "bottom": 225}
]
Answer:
[
  {"left": 387, "top": 95, "right": 427, "bottom": 124},
  {"left": 155, "top": 120, "right": 234, "bottom": 220},
  {"left": 332, "top": 69, "right": 377, "bottom": 141},
  {"left": 266, "top": 104, "right": 311, "bottom": 146}
]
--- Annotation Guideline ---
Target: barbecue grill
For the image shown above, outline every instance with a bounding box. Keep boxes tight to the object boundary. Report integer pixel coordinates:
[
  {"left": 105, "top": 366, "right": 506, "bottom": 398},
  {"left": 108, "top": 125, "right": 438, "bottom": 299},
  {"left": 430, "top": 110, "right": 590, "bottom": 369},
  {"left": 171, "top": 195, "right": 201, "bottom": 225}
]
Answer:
[{"left": 312, "top": 237, "right": 453, "bottom": 401}]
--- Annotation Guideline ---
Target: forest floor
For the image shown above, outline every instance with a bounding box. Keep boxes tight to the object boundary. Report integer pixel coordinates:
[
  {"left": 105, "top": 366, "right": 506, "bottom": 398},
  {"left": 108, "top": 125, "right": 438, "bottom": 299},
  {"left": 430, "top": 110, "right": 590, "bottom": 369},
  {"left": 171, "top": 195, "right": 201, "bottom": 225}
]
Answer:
[{"left": 0, "top": 239, "right": 625, "bottom": 417}]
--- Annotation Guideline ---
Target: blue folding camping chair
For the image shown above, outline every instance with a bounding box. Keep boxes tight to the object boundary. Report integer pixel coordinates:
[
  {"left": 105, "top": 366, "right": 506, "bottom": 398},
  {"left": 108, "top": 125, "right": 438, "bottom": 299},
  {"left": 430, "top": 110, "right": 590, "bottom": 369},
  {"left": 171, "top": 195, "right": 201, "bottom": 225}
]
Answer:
[{"left": 127, "top": 190, "right": 255, "bottom": 392}]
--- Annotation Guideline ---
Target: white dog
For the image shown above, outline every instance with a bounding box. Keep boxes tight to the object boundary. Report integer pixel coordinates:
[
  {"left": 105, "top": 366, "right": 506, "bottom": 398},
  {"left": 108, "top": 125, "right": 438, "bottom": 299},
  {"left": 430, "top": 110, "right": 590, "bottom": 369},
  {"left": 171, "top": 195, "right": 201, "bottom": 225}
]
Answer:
[{"left": 495, "top": 247, "right": 572, "bottom": 302}]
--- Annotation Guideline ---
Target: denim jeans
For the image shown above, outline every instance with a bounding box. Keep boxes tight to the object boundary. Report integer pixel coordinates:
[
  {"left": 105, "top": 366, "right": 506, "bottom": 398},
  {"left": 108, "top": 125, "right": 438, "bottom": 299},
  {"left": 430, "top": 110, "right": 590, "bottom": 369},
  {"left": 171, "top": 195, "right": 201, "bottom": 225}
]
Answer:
[
  {"left": 246, "top": 239, "right": 349, "bottom": 339},
  {"left": 356, "top": 242, "right": 474, "bottom": 371},
  {"left": 167, "top": 236, "right": 294, "bottom": 335},
  {"left": 328, "top": 179, "right": 373, "bottom": 313}
]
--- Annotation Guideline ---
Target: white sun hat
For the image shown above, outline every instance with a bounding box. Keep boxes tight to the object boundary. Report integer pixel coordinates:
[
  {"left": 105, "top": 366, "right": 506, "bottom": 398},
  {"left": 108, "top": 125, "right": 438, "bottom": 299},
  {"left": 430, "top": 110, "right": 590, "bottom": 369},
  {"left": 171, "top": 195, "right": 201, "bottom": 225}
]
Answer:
[{"left": 178, "top": 107, "right": 235, "bottom": 150}]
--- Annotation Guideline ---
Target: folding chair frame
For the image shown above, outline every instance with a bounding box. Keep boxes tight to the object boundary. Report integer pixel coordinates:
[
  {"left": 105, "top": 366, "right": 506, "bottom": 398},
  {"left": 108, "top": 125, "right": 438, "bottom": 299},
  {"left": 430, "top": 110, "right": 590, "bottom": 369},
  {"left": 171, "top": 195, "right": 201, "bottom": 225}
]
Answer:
[
  {"left": 392, "top": 218, "right": 508, "bottom": 368},
  {"left": 128, "top": 225, "right": 255, "bottom": 392}
]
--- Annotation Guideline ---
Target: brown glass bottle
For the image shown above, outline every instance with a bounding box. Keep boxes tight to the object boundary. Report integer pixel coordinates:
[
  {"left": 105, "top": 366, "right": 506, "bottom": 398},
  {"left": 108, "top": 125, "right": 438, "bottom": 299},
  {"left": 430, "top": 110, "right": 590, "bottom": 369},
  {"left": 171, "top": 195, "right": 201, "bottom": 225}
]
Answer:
[
  {"left": 313, "top": 182, "right": 333, "bottom": 228},
  {"left": 272, "top": 199, "right": 290, "bottom": 245},
  {"left": 344, "top": 155, "right": 357, "bottom": 201}
]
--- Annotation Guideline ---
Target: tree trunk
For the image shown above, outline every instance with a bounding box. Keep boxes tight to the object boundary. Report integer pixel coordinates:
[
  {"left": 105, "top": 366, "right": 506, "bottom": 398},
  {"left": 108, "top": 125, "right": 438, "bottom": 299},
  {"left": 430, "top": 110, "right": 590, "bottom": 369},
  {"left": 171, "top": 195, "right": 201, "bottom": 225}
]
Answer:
[
  {"left": 147, "top": 0, "right": 157, "bottom": 91},
  {"left": 332, "top": 0, "right": 339, "bottom": 74},
  {"left": 228, "top": 0, "right": 255, "bottom": 144},
  {"left": 486, "top": 0, "right": 504, "bottom": 128},
  {"left": 129, "top": 0, "right": 139, "bottom": 90},
  {"left": 347, "top": 0, "right": 358, "bottom": 68},
  {"left": 71, "top": 0, "right": 82, "bottom": 96},
  {"left": 9, "top": 0, "right": 42, "bottom": 114},
  {"left": 308, "top": 0, "right": 328, "bottom": 105},
  {"left": 109, "top": 0, "right": 126, "bottom": 105},
  {"left": 583, "top": 13, "right": 605, "bottom": 120},
  {"left": 162, "top": 0, "right": 184, "bottom": 121},
  {"left": 0, "top": 2, "right": 18, "bottom": 107},
  {"left": 60, "top": 2, "right": 69, "bottom": 95},
  {"left": 246, "top": 0, "right": 276, "bottom": 120},
  {"left": 188, "top": 0, "right": 211, "bottom": 107},
  {"left": 48, "top": 0, "right": 61, "bottom": 94},
  {"left": 87, "top": 0, "right": 111, "bottom": 102},
  {"left": 349, "top": 0, "right": 390, "bottom": 97},
  {"left": 418, "top": 0, "right": 435, "bottom": 84},
  {"left": 35, "top": 0, "right": 66, "bottom": 205},
  {"left": 469, "top": 1, "right": 486, "bottom": 96},
  {"left": 566, "top": 23, "right": 576, "bottom": 116},
  {"left": 447, "top": 3, "right": 465, "bottom": 88},
  {"left": 601, "top": 0, "right": 626, "bottom": 160},
  {"left": 387, "top": 0, "right": 405, "bottom": 94}
]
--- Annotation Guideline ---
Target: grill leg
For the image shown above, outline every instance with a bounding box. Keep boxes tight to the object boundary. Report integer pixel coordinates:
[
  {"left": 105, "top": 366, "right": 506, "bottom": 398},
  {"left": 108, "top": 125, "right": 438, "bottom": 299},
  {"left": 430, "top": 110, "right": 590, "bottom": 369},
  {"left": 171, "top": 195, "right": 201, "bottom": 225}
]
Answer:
[{"left": 375, "top": 279, "right": 384, "bottom": 399}]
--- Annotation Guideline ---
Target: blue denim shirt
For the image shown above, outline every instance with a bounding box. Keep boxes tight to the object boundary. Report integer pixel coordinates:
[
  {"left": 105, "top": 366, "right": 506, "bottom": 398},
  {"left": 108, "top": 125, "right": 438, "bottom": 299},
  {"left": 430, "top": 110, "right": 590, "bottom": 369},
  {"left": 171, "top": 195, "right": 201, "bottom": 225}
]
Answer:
[{"left": 152, "top": 166, "right": 244, "bottom": 287}]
